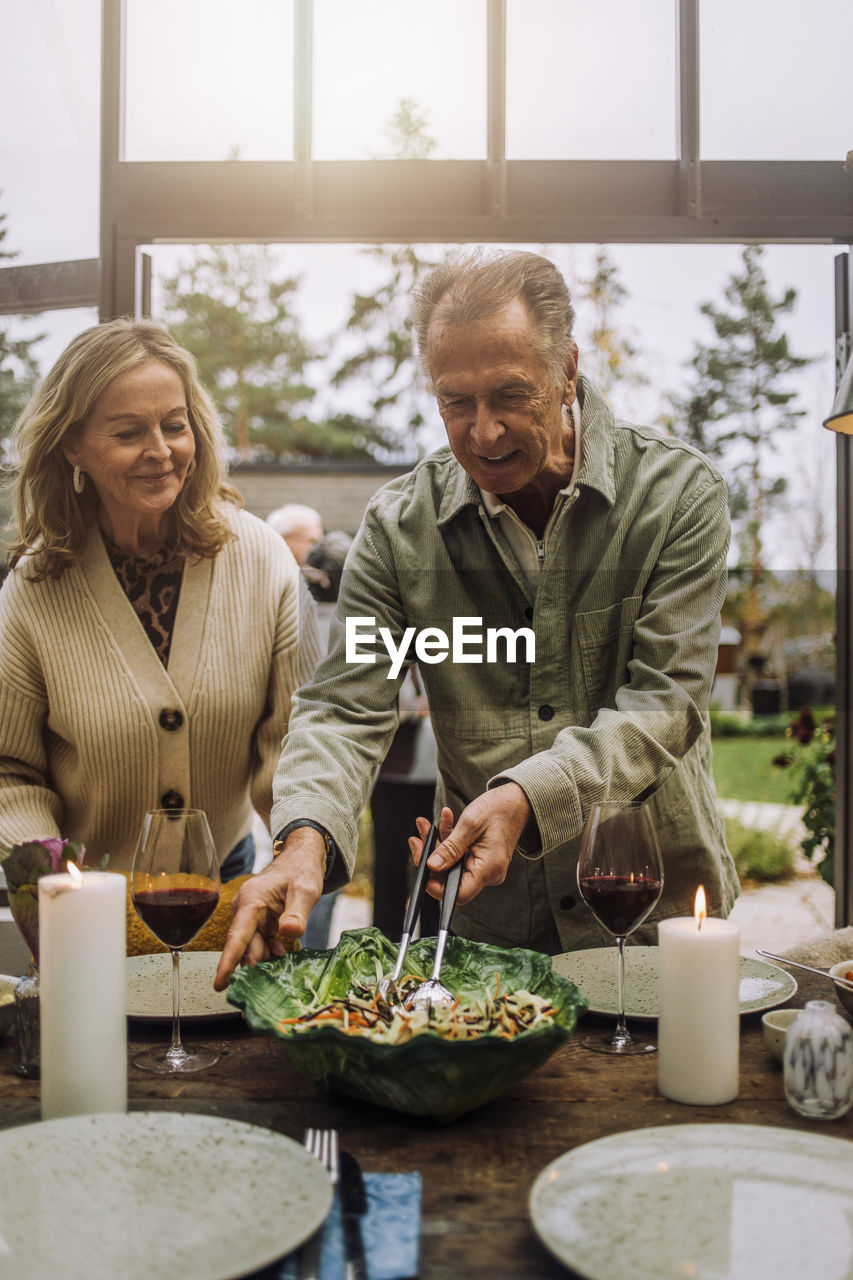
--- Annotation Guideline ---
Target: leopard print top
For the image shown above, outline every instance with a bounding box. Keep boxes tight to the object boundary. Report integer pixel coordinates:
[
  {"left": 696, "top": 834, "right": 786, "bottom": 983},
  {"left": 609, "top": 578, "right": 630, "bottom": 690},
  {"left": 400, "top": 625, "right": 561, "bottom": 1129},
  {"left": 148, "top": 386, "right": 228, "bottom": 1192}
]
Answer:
[{"left": 105, "top": 538, "right": 185, "bottom": 667}]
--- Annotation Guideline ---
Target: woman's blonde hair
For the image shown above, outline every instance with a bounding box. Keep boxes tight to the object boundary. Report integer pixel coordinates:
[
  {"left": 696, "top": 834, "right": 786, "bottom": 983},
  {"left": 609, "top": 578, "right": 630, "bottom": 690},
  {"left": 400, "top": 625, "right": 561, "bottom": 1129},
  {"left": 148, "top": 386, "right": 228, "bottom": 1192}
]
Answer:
[{"left": 8, "top": 317, "right": 242, "bottom": 578}]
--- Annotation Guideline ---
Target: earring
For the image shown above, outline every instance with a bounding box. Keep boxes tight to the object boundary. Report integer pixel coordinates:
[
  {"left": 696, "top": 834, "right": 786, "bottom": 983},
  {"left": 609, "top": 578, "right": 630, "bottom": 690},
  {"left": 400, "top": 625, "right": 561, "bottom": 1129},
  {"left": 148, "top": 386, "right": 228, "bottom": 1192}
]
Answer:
[{"left": 72, "top": 465, "right": 85, "bottom": 494}]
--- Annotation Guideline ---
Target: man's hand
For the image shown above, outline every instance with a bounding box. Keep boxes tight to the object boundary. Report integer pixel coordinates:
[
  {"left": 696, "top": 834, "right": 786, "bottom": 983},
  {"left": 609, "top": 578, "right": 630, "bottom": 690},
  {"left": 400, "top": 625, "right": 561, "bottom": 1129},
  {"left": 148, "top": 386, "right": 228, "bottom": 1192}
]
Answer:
[
  {"left": 408, "top": 783, "right": 532, "bottom": 908},
  {"left": 213, "top": 829, "right": 326, "bottom": 991}
]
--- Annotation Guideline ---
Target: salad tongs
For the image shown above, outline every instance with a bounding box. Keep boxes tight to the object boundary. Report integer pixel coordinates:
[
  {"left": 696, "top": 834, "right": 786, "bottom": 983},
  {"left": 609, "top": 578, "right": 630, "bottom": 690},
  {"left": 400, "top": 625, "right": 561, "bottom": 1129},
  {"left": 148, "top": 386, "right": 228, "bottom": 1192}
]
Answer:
[
  {"left": 405, "top": 854, "right": 464, "bottom": 1011},
  {"left": 377, "top": 823, "right": 439, "bottom": 1007}
]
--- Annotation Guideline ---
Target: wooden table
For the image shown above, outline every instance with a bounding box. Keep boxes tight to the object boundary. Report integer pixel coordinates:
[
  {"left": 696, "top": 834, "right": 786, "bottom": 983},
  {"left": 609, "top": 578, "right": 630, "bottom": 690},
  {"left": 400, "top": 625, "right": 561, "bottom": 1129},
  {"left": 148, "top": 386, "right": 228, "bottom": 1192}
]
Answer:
[{"left": 0, "top": 943, "right": 849, "bottom": 1279}]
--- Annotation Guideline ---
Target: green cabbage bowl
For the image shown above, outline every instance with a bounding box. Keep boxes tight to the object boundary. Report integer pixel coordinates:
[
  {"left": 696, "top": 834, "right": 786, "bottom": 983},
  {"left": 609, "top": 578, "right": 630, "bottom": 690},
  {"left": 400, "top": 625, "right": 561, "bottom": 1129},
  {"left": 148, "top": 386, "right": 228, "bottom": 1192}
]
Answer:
[{"left": 227, "top": 926, "right": 586, "bottom": 1122}]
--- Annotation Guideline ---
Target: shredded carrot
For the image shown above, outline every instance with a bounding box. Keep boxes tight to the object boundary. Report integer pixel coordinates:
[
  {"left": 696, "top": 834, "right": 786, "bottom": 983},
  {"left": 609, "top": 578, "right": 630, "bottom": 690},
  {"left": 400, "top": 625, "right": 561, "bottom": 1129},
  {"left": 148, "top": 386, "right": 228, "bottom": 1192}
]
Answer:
[{"left": 279, "top": 973, "right": 559, "bottom": 1045}]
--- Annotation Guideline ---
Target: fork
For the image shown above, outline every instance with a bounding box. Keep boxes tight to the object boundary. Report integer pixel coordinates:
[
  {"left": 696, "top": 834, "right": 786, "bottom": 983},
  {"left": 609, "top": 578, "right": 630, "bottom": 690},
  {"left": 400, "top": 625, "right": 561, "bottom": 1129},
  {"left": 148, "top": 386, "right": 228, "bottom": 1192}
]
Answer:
[{"left": 299, "top": 1128, "right": 339, "bottom": 1280}]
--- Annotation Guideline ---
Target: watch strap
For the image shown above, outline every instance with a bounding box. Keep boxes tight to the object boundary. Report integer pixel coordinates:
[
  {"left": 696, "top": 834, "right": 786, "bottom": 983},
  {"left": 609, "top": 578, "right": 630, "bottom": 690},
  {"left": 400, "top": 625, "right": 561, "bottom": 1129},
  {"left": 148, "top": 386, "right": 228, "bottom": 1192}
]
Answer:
[{"left": 273, "top": 819, "right": 336, "bottom": 881}]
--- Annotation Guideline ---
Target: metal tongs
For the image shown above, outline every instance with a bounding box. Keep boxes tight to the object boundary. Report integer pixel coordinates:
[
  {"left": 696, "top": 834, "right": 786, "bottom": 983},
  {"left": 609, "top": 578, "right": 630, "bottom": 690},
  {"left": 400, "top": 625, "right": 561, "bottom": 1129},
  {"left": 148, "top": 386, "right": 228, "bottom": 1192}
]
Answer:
[
  {"left": 377, "top": 823, "right": 439, "bottom": 1007},
  {"left": 404, "top": 855, "right": 464, "bottom": 1011}
]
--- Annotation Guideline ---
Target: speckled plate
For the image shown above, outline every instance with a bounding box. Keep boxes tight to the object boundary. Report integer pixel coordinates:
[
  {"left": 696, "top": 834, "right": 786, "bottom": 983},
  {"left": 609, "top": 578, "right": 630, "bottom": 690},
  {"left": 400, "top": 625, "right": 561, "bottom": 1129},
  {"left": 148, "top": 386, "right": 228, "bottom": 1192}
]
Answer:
[
  {"left": 0, "top": 1111, "right": 333, "bottom": 1280},
  {"left": 126, "top": 952, "right": 239, "bottom": 1021},
  {"left": 551, "top": 947, "right": 796, "bottom": 1020},
  {"left": 530, "top": 1123, "right": 853, "bottom": 1280}
]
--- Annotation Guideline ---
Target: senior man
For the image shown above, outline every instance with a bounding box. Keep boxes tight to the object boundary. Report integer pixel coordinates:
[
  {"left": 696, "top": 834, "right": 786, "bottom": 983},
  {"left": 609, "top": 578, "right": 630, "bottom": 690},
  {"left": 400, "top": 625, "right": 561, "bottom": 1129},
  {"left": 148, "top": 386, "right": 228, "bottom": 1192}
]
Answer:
[{"left": 216, "top": 249, "right": 738, "bottom": 987}]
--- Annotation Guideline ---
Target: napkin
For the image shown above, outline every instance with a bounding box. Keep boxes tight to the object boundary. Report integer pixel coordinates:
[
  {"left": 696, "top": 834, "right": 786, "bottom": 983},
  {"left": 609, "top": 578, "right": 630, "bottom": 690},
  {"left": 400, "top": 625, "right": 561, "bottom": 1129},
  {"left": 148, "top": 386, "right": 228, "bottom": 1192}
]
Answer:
[{"left": 250, "top": 1172, "right": 422, "bottom": 1280}]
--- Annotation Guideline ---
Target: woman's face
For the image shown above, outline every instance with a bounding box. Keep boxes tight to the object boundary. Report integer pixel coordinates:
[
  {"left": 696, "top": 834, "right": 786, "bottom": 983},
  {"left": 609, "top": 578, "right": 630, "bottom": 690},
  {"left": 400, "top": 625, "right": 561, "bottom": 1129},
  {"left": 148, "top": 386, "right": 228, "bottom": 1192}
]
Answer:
[{"left": 63, "top": 360, "right": 196, "bottom": 532}]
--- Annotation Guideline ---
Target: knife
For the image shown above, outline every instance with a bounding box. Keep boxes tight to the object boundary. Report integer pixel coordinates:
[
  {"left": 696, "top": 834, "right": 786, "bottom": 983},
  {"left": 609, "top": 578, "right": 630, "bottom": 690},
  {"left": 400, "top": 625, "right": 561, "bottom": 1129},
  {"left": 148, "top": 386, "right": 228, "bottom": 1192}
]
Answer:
[{"left": 340, "top": 1150, "right": 369, "bottom": 1280}]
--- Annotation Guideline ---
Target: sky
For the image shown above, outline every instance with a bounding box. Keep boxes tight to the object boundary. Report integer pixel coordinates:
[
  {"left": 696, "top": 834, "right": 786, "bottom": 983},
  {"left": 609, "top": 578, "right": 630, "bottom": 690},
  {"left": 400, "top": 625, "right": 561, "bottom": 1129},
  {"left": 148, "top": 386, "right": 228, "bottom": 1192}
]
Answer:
[{"left": 1, "top": 0, "right": 851, "bottom": 571}]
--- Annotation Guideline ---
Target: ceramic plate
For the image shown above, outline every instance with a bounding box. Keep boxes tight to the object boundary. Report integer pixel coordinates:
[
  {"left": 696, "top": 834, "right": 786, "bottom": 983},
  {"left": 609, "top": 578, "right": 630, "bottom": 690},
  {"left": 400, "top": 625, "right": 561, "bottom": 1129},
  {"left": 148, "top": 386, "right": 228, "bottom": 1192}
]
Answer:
[
  {"left": 530, "top": 1123, "right": 853, "bottom": 1280},
  {"left": 126, "top": 952, "right": 238, "bottom": 1021},
  {"left": 551, "top": 947, "right": 796, "bottom": 1020},
  {"left": 0, "top": 1111, "right": 333, "bottom": 1280}
]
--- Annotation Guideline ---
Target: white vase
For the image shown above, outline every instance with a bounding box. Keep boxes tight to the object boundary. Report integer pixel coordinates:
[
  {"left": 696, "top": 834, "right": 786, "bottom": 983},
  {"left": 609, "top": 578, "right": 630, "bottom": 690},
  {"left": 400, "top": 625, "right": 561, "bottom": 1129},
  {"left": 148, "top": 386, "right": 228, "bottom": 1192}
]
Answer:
[{"left": 783, "top": 999, "right": 853, "bottom": 1120}]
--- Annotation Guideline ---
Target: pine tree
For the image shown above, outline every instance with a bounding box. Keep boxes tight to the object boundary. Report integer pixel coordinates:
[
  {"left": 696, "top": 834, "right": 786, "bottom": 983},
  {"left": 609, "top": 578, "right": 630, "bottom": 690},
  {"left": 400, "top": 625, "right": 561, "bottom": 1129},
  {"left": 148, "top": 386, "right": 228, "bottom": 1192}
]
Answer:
[
  {"left": 669, "top": 245, "right": 813, "bottom": 659},
  {"left": 577, "top": 247, "right": 648, "bottom": 402},
  {"left": 329, "top": 100, "right": 441, "bottom": 458},
  {"left": 158, "top": 244, "right": 318, "bottom": 461},
  {"left": 0, "top": 204, "right": 43, "bottom": 443}
]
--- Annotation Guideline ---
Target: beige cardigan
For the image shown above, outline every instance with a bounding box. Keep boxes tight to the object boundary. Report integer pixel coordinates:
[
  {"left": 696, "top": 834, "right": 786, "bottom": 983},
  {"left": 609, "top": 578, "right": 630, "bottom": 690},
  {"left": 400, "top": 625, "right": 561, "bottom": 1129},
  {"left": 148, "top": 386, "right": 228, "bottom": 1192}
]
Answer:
[{"left": 0, "top": 507, "right": 319, "bottom": 870}]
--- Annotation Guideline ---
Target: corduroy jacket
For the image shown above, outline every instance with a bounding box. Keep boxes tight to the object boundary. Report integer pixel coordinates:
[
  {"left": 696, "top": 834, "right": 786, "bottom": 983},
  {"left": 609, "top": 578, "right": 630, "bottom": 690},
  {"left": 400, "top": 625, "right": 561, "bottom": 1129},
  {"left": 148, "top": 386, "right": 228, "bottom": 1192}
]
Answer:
[{"left": 274, "top": 376, "right": 739, "bottom": 950}]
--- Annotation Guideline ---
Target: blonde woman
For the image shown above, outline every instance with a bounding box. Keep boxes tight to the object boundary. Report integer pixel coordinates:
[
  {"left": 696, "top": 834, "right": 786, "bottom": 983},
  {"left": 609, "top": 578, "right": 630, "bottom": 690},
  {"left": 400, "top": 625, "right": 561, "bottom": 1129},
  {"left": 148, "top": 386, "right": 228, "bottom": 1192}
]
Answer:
[{"left": 0, "top": 318, "right": 319, "bottom": 877}]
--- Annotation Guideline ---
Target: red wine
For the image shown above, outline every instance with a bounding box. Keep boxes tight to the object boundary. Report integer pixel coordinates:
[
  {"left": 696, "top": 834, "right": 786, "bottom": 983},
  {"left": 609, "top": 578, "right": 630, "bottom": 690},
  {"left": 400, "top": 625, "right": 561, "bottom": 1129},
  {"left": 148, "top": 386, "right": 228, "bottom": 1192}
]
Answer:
[
  {"left": 578, "top": 874, "right": 662, "bottom": 936},
  {"left": 133, "top": 887, "right": 219, "bottom": 948}
]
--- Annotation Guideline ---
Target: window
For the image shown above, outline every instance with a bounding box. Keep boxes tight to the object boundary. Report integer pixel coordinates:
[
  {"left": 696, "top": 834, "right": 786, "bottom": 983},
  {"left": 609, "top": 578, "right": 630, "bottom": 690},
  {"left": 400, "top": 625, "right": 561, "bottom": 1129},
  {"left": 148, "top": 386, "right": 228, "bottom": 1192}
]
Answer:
[
  {"left": 0, "top": 0, "right": 100, "bottom": 262},
  {"left": 506, "top": 0, "right": 677, "bottom": 159},
  {"left": 312, "top": 0, "right": 487, "bottom": 159},
  {"left": 700, "top": 0, "right": 853, "bottom": 160},
  {"left": 123, "top": 0, "right": 295, "bottom": 161}
]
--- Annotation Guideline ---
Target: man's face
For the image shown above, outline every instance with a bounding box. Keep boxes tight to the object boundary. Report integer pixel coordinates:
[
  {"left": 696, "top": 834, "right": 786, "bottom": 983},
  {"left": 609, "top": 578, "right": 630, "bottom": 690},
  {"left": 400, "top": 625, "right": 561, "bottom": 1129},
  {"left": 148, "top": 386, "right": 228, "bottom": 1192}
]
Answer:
[{"left": 426, "top": 297, "right": 578, "bottom": 501}]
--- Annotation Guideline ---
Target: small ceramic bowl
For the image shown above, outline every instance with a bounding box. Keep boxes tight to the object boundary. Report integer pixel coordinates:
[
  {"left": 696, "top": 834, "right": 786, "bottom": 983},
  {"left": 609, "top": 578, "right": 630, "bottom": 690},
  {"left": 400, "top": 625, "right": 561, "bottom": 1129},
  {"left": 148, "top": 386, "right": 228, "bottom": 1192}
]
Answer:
[
  {"left": 828, "top": 961, "right": 853, "bottom": 1015},
  {"left": 761, "top": 1007, "right": 799, "bottom": 1061},
  {"left": 0, "top": 975, "right": 18, "bottom": 1037}
]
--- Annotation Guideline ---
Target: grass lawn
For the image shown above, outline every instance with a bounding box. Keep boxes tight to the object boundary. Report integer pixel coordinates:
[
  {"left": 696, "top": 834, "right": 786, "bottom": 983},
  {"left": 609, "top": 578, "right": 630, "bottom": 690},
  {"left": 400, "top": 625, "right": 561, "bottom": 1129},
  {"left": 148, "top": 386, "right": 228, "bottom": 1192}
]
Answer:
[{"left": 711, "top": 735, "right": 794, "bottom": 805}]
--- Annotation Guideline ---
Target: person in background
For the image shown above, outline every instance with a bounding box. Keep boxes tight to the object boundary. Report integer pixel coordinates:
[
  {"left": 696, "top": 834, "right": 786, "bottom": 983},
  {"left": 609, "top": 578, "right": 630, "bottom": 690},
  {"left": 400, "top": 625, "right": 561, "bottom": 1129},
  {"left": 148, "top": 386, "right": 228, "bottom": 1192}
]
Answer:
[
  {"left": 266, "top": 502, "right": 324, "bottom": 568},
  {"left": 370, "top": 665, "right": 440, "bottom": 941},
  {"left": 298, "top": 529, "right": 353, "bottom": 948},
  {"left": 0, "top": 318, "right": 320, "bottom": 879},
  {"left": 216, "top": 248, "right": 738, "bottom": 985},
  {"left": 302, "top": 529, "right": 353, "bottom": 653}
]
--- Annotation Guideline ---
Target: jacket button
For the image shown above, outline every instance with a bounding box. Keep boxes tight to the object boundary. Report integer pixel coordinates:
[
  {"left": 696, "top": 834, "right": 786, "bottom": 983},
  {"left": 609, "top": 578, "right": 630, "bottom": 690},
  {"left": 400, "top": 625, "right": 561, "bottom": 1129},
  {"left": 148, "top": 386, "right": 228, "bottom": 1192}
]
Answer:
[
  {"left": 524, "top": 607, "right": 534, "bottom": 621},
  {"left": 160, "top": 789, "right": 184, "bottom": 811},
  {"left": 159, "top": 708, "right": 184, "bottom": 731},
  {"left": 559, "top": 895, "right": 575, "bottom": 911},
  {"left": 538, "top": 704, "right": 555, "bottom": 721}
]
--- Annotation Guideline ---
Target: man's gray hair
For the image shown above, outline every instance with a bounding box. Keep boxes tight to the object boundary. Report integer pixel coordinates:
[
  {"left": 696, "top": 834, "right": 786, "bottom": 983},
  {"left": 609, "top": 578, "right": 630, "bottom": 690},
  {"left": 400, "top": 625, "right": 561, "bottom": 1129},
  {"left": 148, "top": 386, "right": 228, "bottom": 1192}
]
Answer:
[{"left": 412, "top": 249, "right": 576, "bottom": 386}]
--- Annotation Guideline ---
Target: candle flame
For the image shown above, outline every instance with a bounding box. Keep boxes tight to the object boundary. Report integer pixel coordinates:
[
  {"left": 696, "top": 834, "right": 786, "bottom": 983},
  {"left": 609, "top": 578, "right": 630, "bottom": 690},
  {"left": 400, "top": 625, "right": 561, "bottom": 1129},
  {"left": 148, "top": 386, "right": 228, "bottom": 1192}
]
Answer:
[
  {"left": 67, "top": 861, "right": 83, "bottom": 886},
  {"left": 694, "top": 885, "right": 707, "bottom": 930}
]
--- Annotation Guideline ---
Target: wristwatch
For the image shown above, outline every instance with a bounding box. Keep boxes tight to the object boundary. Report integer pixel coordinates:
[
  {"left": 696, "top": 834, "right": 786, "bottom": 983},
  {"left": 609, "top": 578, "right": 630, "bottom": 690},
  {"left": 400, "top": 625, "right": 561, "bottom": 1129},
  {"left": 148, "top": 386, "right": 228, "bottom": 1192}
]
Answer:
[{"left": 273, "top": 819, "right": 336, "bottom": 880}]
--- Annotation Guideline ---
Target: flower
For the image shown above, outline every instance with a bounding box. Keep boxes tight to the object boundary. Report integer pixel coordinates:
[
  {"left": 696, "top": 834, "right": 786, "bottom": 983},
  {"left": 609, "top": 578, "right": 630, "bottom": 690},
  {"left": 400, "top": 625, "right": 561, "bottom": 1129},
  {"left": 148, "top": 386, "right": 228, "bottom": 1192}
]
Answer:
[{"left": 4, "top": 837, "right": 88, "bottom": 964}]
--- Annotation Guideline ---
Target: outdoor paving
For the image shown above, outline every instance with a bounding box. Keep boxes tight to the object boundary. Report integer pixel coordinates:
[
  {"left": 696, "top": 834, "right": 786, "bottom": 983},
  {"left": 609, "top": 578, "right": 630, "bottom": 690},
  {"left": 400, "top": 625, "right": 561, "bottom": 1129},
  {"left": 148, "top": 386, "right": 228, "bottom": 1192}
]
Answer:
[{"left": 720, "top": 799, "right": 836, "bottom": 958}]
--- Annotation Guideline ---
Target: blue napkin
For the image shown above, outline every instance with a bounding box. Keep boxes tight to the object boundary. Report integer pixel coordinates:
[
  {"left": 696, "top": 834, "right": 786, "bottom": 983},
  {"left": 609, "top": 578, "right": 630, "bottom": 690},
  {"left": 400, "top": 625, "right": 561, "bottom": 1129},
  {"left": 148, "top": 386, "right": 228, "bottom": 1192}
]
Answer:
[{"left": 250, "top": 1172, "right": 422, "bottom": 1280}]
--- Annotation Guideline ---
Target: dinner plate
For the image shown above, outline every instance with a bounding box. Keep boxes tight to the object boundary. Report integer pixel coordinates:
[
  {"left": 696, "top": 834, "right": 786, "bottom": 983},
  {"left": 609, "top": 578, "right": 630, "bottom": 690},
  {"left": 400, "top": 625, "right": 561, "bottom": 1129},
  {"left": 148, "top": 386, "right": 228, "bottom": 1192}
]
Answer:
[
  {"left": 0, "top": 1111, "right": 334, "bottom": 1280},
  {"left": 530, "top": 1123, "right": 853, "bottom": 1280},
  {"left": 551, "top": 946, "right": 796, "bottom": 1019},
  {"left": 126, "top": 952, "right": 239, "bottom": 1021}
]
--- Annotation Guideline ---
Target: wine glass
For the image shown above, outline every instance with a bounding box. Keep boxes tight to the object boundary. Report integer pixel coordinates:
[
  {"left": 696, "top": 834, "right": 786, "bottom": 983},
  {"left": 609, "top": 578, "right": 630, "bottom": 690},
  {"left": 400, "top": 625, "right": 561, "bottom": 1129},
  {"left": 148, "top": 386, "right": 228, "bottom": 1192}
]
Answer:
[
  {"left": 576, "top": 800, "right": 663, "bottom": 1055},
  {"left": 130, "top": 808, "right": 221, "bottom": 1074}
]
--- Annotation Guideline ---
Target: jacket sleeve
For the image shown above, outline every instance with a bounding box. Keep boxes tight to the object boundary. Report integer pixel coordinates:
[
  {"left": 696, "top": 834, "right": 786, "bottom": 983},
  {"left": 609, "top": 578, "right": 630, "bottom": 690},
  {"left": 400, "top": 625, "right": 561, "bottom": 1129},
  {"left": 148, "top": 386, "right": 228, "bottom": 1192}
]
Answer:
[
  {"left": 0, "top": 585, "right": 63, "bottom": 858},
  {"left": 495, "top": 474, "right": 730, "bottom": 857},
  {"left": 269, "top": 509, "right": 408, "bottom": 882},
  {"left": 249, "top": 560, "right": 323, "bottom": 831}
]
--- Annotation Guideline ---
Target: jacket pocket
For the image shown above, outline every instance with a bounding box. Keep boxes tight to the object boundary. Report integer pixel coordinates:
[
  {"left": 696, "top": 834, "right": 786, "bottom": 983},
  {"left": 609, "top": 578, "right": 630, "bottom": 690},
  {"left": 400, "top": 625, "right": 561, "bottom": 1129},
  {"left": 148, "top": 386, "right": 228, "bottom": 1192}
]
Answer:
[{"left": 574, "top": 595, "right": 642, "bottom": 722}]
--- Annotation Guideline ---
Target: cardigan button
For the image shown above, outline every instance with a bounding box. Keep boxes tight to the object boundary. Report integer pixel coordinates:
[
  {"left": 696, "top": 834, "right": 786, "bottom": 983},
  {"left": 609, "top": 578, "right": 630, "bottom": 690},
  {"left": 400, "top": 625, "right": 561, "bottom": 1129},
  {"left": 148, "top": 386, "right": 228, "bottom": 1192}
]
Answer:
[
  {"left": 537, "top": 704, "right": 555, "bottom": 721},
  {"left": 160, "top": 789, "right": 184, "bottom": 811},
  {"left": 524, "top": 607, "right": 534, "bottom": 621},
  {"left": 159, "top": 708, "right": 184, "bottom": 732},
  {"left": 559, "top": 895, "right": 575, "bottom": 911}
]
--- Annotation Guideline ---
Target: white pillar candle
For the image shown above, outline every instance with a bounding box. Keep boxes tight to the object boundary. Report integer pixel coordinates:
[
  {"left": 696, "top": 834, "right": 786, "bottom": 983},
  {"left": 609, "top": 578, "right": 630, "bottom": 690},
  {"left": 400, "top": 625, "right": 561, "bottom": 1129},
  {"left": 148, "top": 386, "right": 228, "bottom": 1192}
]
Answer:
[
  {"left": 658, "top": 889, "right": 740, "bottom": 1105},
  {"left": 39, "top": 868, "right": 127, "bottom": 1120}
]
